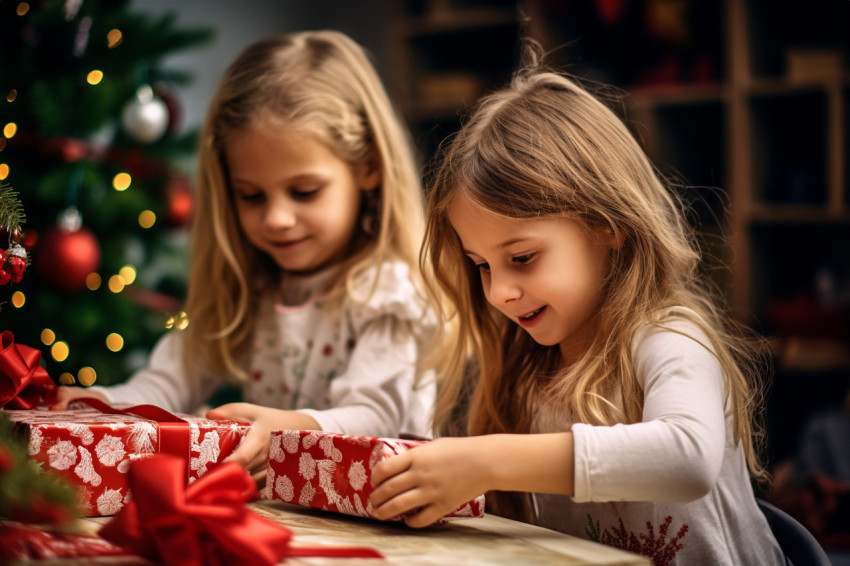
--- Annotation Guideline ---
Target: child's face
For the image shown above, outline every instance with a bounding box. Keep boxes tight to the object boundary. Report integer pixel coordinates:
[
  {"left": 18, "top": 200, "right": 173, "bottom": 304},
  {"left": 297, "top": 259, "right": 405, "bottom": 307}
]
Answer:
[
  {"left": 448, "top": 194, "right": 617, "bottom": 366},
  {"left": 225, "top": 125, "right": 379, "bottom": 274}
]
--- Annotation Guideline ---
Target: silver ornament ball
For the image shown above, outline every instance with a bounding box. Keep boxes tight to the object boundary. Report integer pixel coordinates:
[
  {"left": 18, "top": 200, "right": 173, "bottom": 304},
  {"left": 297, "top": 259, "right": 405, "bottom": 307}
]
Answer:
[{"left": 121, "top": 85, "right": 169, "bottom": 143}]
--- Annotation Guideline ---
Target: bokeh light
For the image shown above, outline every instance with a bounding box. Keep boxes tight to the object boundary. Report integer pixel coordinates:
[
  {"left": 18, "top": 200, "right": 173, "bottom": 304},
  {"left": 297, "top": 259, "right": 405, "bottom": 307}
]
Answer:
[
  {"left": 105, "top": 333, "right": 124, "bottom": 352},
  {"left": 78, "top": 367, "right": 97, "bottom": 386},
  {"left": 87, "top": 70, "right": 104, "bottom": 85},
  {"left": 138, "top": 210, "right": 156, "bottom": 229},
  {"left": 113, "top": 172, "right": 131, "bottom": 191},
  {"left": 51, "top": 341, "right": 69, "bottom": 362}
]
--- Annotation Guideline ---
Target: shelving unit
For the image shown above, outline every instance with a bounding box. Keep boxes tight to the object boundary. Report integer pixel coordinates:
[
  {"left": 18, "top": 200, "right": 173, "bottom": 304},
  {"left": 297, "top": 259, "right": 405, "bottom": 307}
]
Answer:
[{"left": 389, "top": 0, "right": 850, "bottom": 375}]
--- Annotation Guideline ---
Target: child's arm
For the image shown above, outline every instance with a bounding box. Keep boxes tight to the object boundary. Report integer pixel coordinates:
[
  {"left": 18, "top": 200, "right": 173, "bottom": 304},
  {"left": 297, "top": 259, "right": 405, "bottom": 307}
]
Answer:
[
  {"left": 206, "top": 403, "right": 321, "bottom": 482},
  {"left": 370, "top": 432, "right": 574, "bottom": 528}
]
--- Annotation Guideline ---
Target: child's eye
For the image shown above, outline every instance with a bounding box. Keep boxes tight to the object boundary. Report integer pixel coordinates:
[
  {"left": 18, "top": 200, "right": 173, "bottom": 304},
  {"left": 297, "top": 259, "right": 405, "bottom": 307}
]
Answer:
[
  {"left": 512, "top": 253, "right": 535, "bottom": 265},
  {"left": 235, "top": 191, "right": 263, "bottom": 203},
  {"left": 291, "top": 187, "right": 320, "bottom": 200},
  {"left": 475, "top": 262, "right": 491, "bottom": 273}
]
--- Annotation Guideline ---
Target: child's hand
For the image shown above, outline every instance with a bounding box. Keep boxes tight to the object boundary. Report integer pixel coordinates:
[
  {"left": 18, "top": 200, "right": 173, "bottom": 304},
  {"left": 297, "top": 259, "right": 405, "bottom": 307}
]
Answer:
[
  {"left": 50, "top": 387, "right": 108, "bottom": 410},
  {"left": 369, "top": 436, "right": 491, "bottom": 528},
  {"left": 206, "top": 403, "right": 320, "bottom": 485}
]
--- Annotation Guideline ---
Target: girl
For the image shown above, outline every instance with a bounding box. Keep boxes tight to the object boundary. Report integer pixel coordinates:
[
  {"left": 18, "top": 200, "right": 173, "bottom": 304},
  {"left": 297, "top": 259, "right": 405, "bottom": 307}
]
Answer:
[
  {"left": 369, "top": 45, "right": 785, "bottom": 565},
  {"left": 53, "top": 31, "right": 436, "bottom": 475}
]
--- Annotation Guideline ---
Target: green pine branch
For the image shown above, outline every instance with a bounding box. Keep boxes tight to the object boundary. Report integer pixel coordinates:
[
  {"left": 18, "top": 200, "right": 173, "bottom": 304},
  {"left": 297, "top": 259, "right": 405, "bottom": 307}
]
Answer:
[{"left": 0, "top": 183, "right": 26, "bottom": 237}]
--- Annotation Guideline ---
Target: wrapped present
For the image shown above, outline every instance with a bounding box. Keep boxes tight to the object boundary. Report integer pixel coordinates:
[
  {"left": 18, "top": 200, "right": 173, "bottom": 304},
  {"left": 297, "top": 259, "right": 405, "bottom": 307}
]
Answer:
[
  {"left": 265, "top": 430, "right": 485, "bottom": 521},
  {"left": 3, "top": 400, "right": 250, "bottom": 517}
]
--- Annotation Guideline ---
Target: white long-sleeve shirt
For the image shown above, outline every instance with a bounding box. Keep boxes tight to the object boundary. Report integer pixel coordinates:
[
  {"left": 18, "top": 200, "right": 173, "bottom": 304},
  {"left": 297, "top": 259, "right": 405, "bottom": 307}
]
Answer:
[
  {"left": 532, "top": 310, "right": 785, "bottom": 565},
  {"left": 92, "top": 261, "right": 436, "bottom": 439}
]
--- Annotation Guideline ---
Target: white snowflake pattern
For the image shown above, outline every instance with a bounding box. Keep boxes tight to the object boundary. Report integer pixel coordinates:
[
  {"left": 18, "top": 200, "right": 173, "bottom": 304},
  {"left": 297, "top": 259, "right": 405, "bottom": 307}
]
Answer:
[
  {"left": 47, "top": 440, "right": 78, "bottom": 470},
  {"left": 28, "top": 426, "right": 43, "bottom": 455},
  {"left": 189, "top": 423, "right": 200, "bottom": 447},
  {"left": 348, "top": 460, "right": 367, "bottom": 491},
  {"left": 298, "top": 481, "right": 315, "bottom": 507},
  {"left": 281, "top": 430, "right": 300, "bottom": 453},
  {"left": 274, "top": 475, "right": 295, "bottom": 502},
  {"left": 74, "top": 447, "right": 102, "bottom": 487},
  {"left": 269, "top": 434, "right": 285, "bottom": 463},
  {"left": 95, "top": 435, "right": 126, "bottom": 467},
  {"left": 65, "top": 423, "right": 95, "bottom": 445},
  {"left": 190, "top": 431, "right": 221, "bottom": 477},
  {"left": 317, "top": 459, "right": 340, "bottom": 505},
  {"left": 96, "top": 488, "right": 124, "bottom": 516},
  {"left": 301, "top": 431, "right": 319, "bottom": 450},
  {"left": 298, "top": 452, "right": 317, "bottom": 480},
  {"left": 127, "top": 422, "right": 157, "bottom": 454},
  {"left": 318, "top": 436, "right": 342, "bottom": 462}
]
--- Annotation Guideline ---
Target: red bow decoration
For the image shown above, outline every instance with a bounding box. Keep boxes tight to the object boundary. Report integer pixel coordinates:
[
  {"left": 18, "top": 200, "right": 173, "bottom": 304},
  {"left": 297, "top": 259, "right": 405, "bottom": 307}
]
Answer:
[
  {"left": 0, "top": 330, "right": 56, "bottom": 409},
  {"left": 99, "top": 454, "right": 383, "bottom": 566}
]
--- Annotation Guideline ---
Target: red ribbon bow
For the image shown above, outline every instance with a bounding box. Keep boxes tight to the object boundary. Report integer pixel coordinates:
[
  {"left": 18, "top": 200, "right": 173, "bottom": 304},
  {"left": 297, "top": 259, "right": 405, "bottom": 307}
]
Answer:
[
  {"left": 0, "top": 330, "right": 56, "bottom": 409},
  {"left": 99, "top": 454, "right": 382, "bottom": 566}
]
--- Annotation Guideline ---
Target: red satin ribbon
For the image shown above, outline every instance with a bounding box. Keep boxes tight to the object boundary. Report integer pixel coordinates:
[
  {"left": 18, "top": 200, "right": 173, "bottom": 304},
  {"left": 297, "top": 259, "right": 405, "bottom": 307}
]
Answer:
[
  {"left": 77, "top": 397, "right": 191, "bottom": 465},
  {"left": 0, "top": 330, "right": 56, "bottom": 409},
  {"left": 99, "top": 455, "right": 383, "bottom": 566}
]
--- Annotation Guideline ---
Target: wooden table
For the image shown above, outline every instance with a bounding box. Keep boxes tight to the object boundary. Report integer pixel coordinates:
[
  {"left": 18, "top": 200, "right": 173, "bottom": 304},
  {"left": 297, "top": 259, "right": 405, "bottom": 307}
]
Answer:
[{"left": 21, "top": 500, "right": 650, "bottom": 565}]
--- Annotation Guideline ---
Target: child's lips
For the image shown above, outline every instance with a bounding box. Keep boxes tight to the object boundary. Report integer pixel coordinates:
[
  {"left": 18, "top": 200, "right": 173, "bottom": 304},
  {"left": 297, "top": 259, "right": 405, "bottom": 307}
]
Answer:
[
  {"left": 517, "top": 306, "right": 546, "bottom": 328},
  {"left": 271, "top": 236, "right": 308, "bottom": 249}
]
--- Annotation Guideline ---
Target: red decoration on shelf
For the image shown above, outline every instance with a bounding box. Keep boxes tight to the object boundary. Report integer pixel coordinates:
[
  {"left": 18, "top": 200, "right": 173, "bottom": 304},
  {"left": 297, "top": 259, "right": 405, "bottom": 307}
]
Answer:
[{"left": 165, "top": 175, "right": 193, "bottom": 226}]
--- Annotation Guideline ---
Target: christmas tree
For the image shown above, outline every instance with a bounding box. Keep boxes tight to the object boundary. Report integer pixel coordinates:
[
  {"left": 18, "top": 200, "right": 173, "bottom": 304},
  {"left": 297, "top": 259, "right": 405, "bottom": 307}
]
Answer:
[{"left": 0, "top": 0, "right": 213, "bottom": 387}]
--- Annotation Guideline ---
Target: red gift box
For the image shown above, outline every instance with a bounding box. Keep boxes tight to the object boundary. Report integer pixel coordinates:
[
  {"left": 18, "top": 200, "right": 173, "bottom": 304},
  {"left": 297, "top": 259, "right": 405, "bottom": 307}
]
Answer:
[
  {"left": 265, "top": 430, "right": 485, "bottom": 520},
  {"left": 4, "top": 402, "right": 250, "bottom": 517}
]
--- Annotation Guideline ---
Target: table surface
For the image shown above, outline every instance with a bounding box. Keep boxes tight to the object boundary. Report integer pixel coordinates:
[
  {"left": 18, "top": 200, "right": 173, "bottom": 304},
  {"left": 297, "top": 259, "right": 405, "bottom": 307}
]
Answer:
[{"left": 22, "top": 500, "right": 650, "bottom": 565}]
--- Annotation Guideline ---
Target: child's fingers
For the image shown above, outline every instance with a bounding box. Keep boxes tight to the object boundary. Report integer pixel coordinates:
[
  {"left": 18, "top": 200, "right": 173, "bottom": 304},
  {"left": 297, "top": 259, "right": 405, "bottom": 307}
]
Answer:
[
  {"left": 403, "top": 505, "right": 444, "bottom": 529},
  {"left": 370, "top": 453, "right": 411, "bottom": 487}
]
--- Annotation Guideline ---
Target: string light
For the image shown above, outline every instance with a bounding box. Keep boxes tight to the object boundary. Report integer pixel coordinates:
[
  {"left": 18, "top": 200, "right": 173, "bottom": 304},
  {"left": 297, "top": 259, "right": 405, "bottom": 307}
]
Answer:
[
  {"left": 51, "top": 341, "right": 70, "bottom": 362},
  {"left": 86, "top": 70, "right": 103, "bottom": 85},
  {"left": 11, "top": 291, "right": 25, "bottom": 308},
  {"left": 16, "top": 3, "right": 30, "bottom": 16},
  {"left": 3, "top": 123, "right": 17, "bottom": 138},
  {"left": 118, "top": 265, "right": 136, "bottom": 284},
  {"left": 40, "top": 329, "right": 56, "bottom": 346},
  {"left": 138, "top": 210, "right": 156, "bottom": 229},
  {"left": 0, "top": 164, "right": 9, "bottom": 180},
  {"left": 107, "top": 29, "right": 123, "bottom": 48},
  {"left": 86, "top": 272, "right": 102, "bottom": 290},
  {"left": 78, "top": 367, "right": 96, "bottom": 386},
  {"left": 58, "top": 373, "right": 75, "bottom": 385},
  {"left": 105, "top": 333, "right": 124, "bottom": 352},
  {"left": 108, "top": 274, "right": 125, "bottom": 293},
  {"left": 113, "top": 172, "right": 131, "bottom": 191}
]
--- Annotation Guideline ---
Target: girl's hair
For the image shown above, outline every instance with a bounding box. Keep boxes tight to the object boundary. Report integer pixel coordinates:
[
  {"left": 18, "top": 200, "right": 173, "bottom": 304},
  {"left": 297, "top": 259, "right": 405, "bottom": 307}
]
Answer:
[
  {"left": 422, "top": 43, "right": 771, "bottom": 507},
  {"left": 182, "top": 30, "right": 424, "bottom": 383}
]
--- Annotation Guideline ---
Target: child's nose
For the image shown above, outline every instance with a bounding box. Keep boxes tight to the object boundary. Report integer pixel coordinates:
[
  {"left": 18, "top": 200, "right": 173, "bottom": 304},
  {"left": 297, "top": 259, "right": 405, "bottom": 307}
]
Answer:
[
  {"left": 487, "top": 270, "right": 521, "bottom": 304},
  {"left": 265, "top": 198, "right": 297, "bottom": 229}
]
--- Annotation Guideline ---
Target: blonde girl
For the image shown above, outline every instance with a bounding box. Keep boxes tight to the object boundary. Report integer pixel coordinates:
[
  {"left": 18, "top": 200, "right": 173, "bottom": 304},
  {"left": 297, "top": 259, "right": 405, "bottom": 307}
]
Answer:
[
  {"left": 370, "top": 44, "right": 784, "bottom": 565},
  {"left": 55, "top": 30, "right": 435, "bottom": 476}
]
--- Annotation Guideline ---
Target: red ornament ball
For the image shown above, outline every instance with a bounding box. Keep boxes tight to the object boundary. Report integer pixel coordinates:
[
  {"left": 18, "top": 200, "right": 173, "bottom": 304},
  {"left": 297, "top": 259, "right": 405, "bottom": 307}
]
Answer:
[{"left": 36, "top": 227, "right": 101, "bottom": 293}]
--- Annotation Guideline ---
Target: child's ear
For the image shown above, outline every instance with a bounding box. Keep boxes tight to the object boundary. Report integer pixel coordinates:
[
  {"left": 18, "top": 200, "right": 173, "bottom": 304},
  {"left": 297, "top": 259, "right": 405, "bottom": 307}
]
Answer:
[{"left": 356, "top": 148, "right": 382, "bottom": 191}]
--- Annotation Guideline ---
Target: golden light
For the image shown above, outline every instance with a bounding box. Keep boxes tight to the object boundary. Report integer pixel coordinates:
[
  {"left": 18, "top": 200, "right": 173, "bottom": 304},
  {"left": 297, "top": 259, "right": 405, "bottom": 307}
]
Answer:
[
  {"left": 16, "top": 3, "right": 29, "bottom": 16},
  {"left": 0, "top": 164, "right": 8, "bottom": 180},
  {"left": 107, "top": 29, "right": 123, "bottom": 48},
  {"left": 78, "top": 367, "right": 97, "bottom": 387},
  {"left": 86, "top": 272, "right": 102, "bottom": 290},
  {"left": 138, "top": 210, "right": 156, "bottom": 229},
  {"left": 113, "top": 172, "right": 131, "bottom": 191},
  {"left": 58, "top": 373, "right": 75, "bottom": 385},
  {"left": 3, "top": 122, "right": 17, "bottom": 138},
  {"left": 105, "top": 333, "right": 124, "bottom": 352},
  {"left": 51, "top": 341, "right": 70, "bottom": 362},
  {"left": 40, "top": 328, "right": 56, "bottom": 346},
  {"left": 11, "top": 291, "right": 25, "bottom": 308},
  {"left": 118, "top": 265, "right": 136, "bottom": 285},
  {"left": 108, "top": 274, "right": 125, "bottom": 293},
  {"left": 164, "top": 311, "right": 190, "bottom": 331},
  {"left": 6, "top": 90, "right": 17, "bottom": 103},
  {"left": 87, "top": 70, "right": 104, "bottom": 85}
]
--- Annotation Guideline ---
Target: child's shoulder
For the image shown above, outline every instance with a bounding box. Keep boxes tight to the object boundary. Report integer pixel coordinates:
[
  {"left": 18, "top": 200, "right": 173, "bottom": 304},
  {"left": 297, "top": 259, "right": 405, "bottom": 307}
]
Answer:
[
  {"left": 346, "top": 259, "right": 433, "bottom": 328},
  {"left": 632, "top": 307, "right": 718, "bottom": 364}
]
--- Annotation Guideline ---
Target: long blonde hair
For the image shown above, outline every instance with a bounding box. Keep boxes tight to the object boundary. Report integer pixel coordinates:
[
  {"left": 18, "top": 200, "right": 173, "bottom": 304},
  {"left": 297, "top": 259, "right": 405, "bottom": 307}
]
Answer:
[
  {"left": 423, "top": 47, "right": 770, "bottom": 489},
  {"left": 183, "top": 30, "right": 424, "bottom": 383}
]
